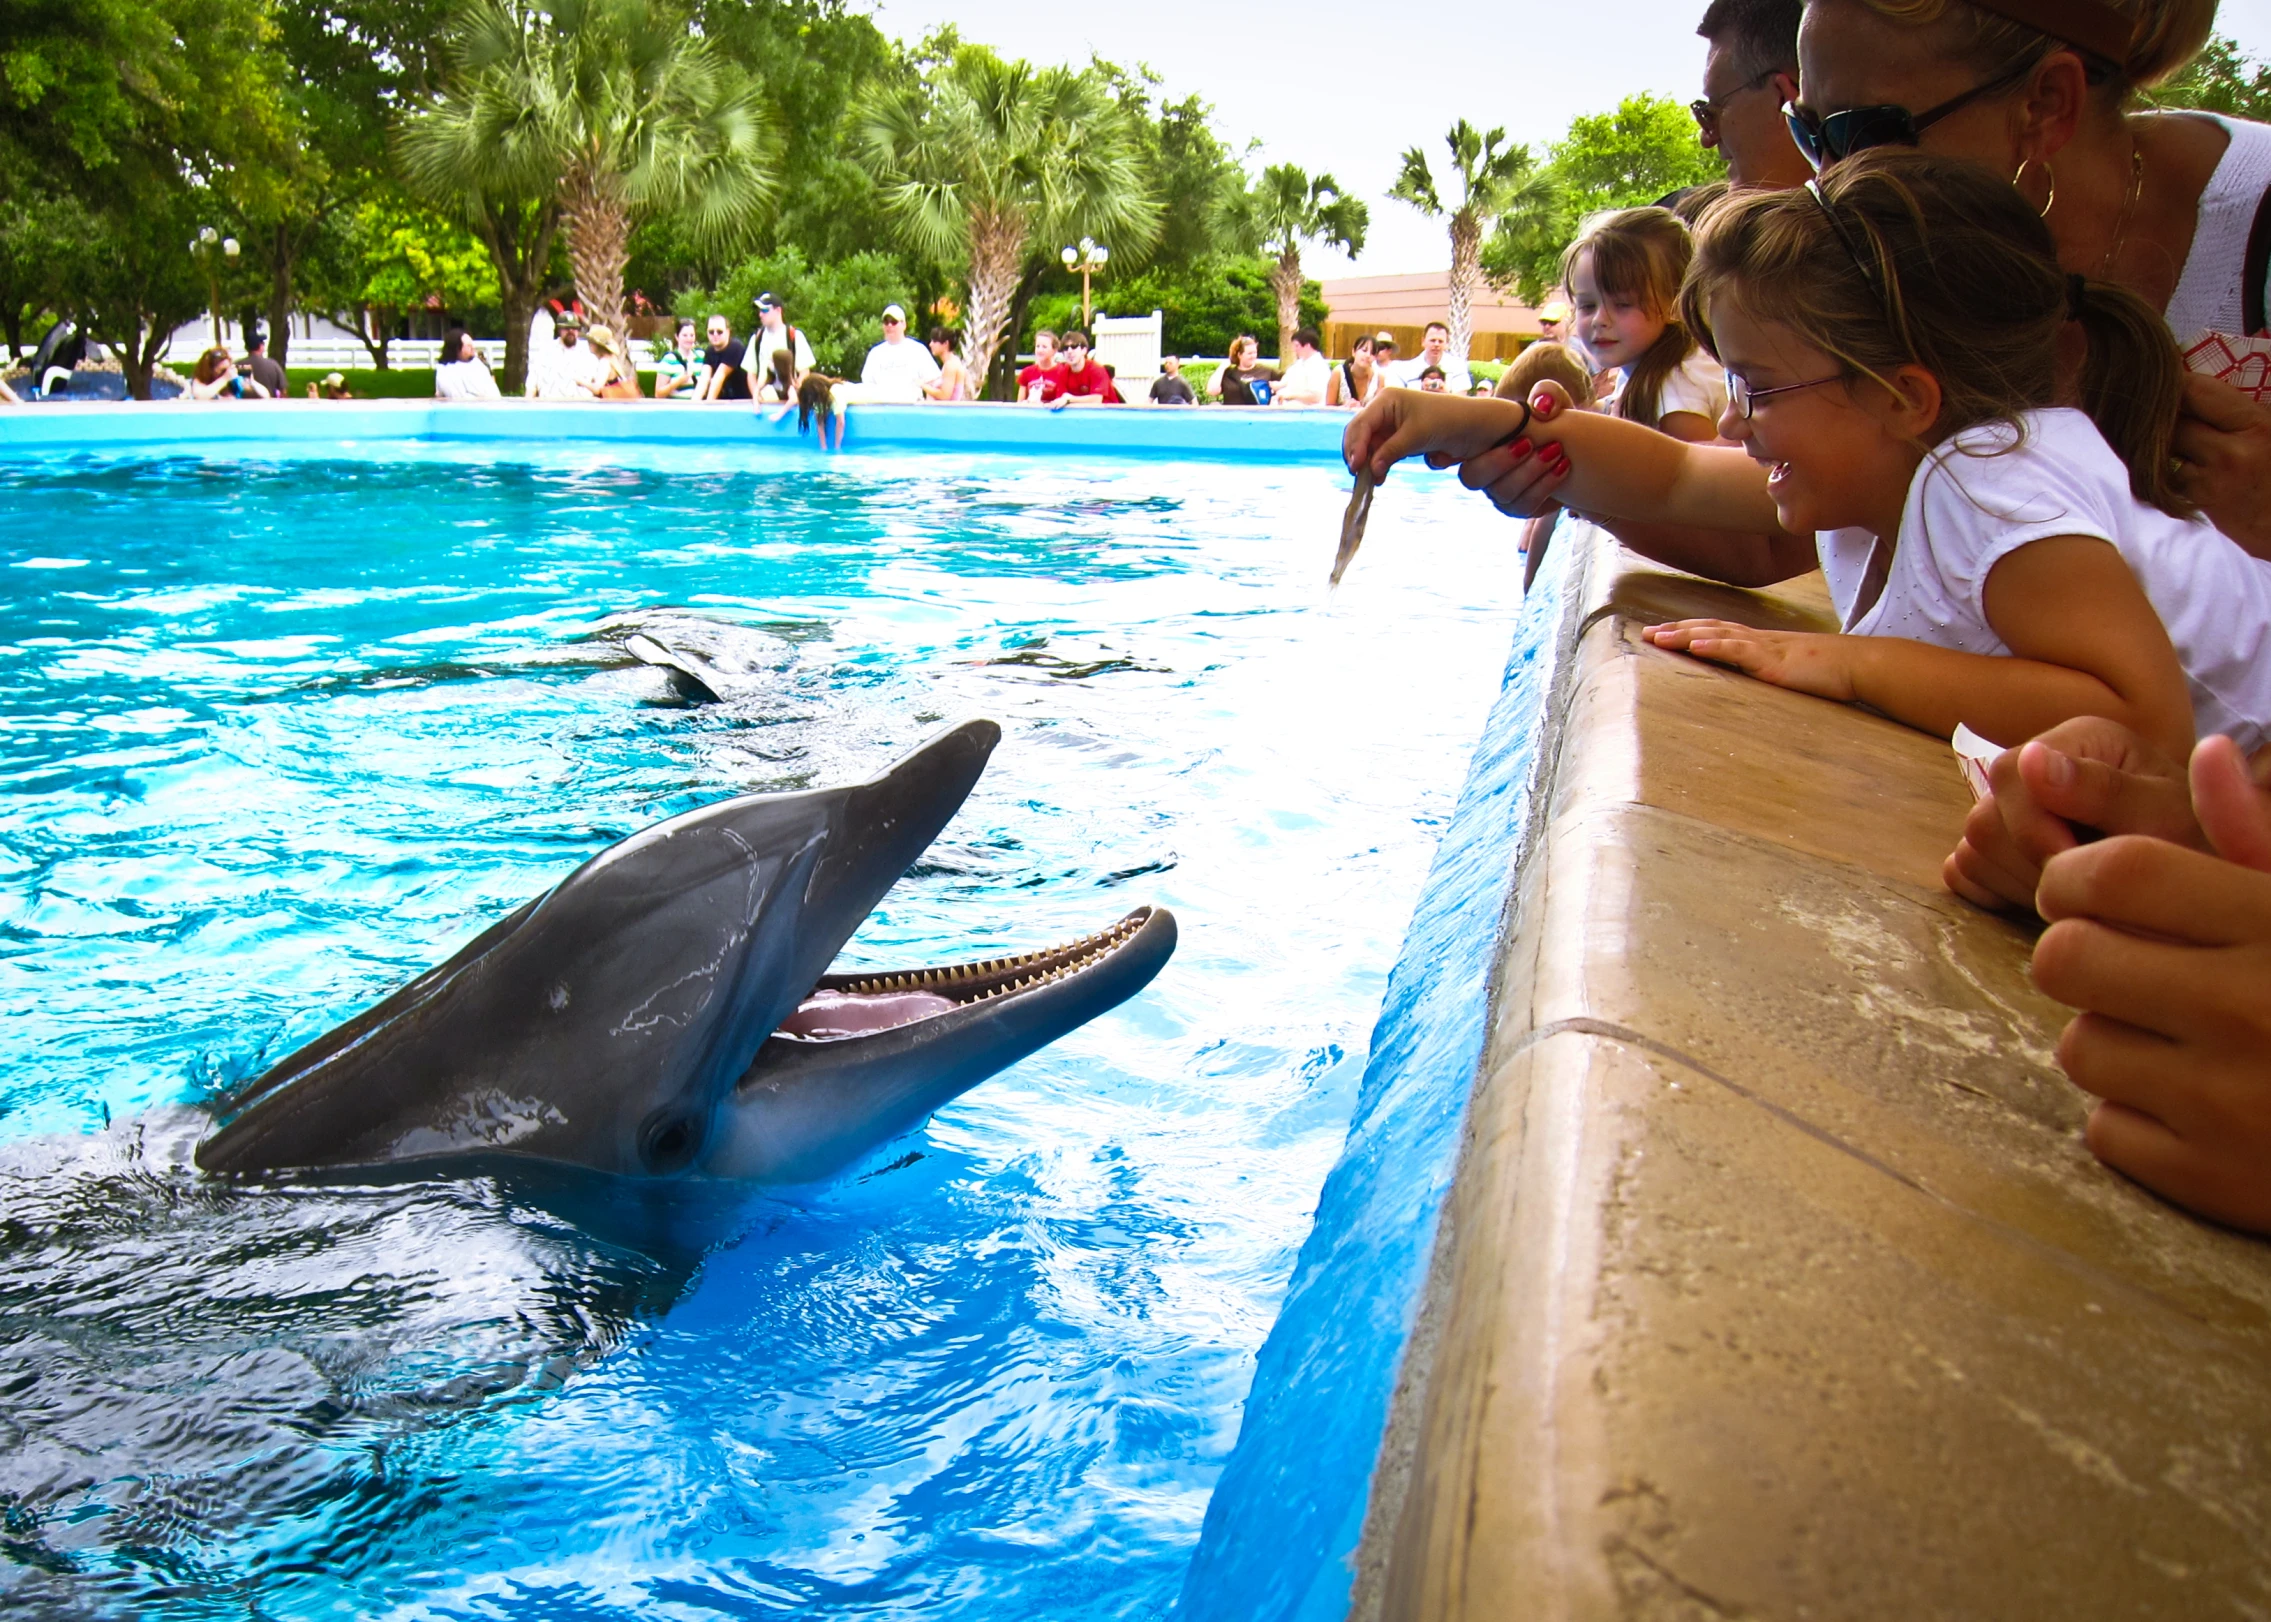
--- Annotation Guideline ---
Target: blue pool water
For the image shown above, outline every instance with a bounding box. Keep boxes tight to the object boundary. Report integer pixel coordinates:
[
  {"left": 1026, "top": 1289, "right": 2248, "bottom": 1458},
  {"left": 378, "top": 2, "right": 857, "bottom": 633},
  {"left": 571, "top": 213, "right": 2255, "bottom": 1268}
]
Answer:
[{"left": 0, "top": 444, "right": 1523, "bottom": 1618}]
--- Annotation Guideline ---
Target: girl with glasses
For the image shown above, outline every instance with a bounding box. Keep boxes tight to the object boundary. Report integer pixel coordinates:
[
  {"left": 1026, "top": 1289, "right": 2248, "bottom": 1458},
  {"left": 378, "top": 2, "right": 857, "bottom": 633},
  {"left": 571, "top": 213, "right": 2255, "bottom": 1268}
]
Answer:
[
  {"left": 1345, "top": 150, "right": 2271, "bottom": 762},
  {"left": 1790, "top": 0, "right": 2270, "bottom": 558}
]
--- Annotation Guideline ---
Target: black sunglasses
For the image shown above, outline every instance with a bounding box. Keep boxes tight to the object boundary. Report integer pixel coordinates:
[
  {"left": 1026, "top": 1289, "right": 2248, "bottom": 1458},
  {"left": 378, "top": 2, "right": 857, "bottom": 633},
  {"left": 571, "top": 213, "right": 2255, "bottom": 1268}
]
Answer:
[
  {"left": 1783, "top": 61, "right": 2031, "bottom": 170},
  {"left": 1689, "top": 68, "right": 1778, "bottom": 141}
]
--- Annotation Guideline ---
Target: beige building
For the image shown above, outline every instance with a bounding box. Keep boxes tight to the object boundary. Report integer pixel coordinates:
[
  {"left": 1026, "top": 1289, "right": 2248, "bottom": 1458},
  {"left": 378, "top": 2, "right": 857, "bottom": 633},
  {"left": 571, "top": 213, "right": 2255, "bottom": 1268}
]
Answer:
[{"left": 1320, "top": 271, "right": 1544, "bottom": 362}]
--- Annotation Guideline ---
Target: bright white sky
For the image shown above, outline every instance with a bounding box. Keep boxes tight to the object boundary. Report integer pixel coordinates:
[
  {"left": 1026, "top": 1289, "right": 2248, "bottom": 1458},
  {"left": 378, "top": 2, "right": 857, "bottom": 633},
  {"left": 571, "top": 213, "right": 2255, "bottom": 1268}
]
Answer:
[{"left": 868, "top": 0, "right": 2271, "bottom": 277}]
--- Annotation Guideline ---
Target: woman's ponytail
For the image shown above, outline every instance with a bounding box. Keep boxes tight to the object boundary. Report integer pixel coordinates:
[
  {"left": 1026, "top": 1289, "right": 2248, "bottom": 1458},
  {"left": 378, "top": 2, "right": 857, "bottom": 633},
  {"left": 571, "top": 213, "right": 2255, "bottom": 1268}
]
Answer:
[{"left": 2070, "top": 274, "right": 2193, "bottom": 518}]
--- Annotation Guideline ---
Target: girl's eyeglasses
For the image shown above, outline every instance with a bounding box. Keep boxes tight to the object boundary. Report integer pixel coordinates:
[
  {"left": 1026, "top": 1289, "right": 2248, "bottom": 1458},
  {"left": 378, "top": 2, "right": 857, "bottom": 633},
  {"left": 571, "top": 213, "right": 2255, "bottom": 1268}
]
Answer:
[
  {"left": 1724, "top": 370, "right": 1844, "bottom": 418},
  {"left": 1782, "top": 61, "right": 2032, "bottom": 169}
]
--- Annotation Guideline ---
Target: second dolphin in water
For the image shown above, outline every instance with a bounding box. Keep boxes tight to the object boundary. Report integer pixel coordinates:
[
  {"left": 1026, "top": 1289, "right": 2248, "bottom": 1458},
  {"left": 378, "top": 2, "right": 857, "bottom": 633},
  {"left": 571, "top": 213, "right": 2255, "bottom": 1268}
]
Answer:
[{"left": 196, "top": 719, "right": 1176, "bottom": 1186}]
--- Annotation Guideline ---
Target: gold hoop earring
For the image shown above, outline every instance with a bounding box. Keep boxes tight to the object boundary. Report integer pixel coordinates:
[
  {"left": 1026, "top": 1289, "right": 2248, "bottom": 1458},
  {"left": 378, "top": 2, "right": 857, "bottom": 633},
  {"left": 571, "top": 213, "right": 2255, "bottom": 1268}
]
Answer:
[{"left": 2014, "top": 156, "right": 2056, "bottom": 218}]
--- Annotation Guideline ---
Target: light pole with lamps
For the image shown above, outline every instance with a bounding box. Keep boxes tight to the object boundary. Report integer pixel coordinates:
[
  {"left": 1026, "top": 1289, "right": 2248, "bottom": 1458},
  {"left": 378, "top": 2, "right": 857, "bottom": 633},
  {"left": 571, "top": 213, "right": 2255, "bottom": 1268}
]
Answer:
[
  {"left": 192, "top": 227, "right": 240, "bottom": 348},
  {"left": 1060, "top": 238, "right": 1108, "bottom": 330}
]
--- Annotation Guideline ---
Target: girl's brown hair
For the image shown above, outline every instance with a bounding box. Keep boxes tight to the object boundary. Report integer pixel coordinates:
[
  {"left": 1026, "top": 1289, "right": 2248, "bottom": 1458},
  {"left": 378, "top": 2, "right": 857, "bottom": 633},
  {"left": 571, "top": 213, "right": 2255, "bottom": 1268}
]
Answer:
[
  {"left": 1560, "top": 207, "right": 1698, "bottom": 430},
  {"left": 1843, "top": 0, "right": 2213, "bottom": 105},
  {"left": 1496, "top": 341, "right": 1596, "bottom": 410},
  {"left": 1680, "top": 147, "right": 2190, "bottom": 516}
]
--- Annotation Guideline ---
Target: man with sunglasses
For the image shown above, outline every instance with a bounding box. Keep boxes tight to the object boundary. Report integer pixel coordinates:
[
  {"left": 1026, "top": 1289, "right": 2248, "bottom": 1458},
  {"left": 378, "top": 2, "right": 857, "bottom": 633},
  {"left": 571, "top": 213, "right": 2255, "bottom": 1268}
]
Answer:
[{"left": 1693, "top": 0, "right": 1811, "bottom": 191}]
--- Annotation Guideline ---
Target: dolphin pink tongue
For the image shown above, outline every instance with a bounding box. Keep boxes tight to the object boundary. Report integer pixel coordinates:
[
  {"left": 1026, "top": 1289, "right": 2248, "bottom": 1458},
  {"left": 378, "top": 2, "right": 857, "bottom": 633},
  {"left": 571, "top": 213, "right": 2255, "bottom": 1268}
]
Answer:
[{"left": 776, "top": 987, "right": 956, "bottom": 1040}]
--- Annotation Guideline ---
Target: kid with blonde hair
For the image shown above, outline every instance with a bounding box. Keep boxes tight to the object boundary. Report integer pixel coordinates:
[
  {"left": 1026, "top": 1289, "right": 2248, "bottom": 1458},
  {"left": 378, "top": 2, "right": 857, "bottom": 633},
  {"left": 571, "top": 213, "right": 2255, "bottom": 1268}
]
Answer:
[
  {"left": 1347, "top": 149, "right": 2271, "bottom": 761},
  {"left": 1496, "top": 342, "right": 1601, "bottom": 588},
  {"left": 1562, "top": 207, "right": 1724, "bottom": 443}
]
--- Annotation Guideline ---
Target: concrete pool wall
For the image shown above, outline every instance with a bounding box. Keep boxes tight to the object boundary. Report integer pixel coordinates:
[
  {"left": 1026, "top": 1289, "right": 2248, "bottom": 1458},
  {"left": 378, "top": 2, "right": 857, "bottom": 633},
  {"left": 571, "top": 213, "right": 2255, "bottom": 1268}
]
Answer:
[{"left": 1205, "top": 520, "right": 2271, "bottom": 1617}]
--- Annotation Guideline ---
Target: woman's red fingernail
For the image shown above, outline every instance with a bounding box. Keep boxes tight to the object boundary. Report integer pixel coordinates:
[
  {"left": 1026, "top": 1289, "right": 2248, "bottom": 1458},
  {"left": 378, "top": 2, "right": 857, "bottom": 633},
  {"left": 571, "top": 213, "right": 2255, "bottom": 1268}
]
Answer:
[
  {"left": 1508, "top": 438, "right": 1532, "bottom": 459},
  {"left": 1531, "top": 391, "right": 1559, "bottom": 420}
]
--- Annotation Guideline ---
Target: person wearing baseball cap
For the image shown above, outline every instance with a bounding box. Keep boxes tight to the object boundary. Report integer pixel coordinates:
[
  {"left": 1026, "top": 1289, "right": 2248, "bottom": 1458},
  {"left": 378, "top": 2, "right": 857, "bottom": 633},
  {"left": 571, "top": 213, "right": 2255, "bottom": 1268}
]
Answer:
[
  {"left": 859, "top": 302, "right": 940, "bottom": 400},
  {"left": 751, "top": 291, "right": 813, "bottom": 381}
]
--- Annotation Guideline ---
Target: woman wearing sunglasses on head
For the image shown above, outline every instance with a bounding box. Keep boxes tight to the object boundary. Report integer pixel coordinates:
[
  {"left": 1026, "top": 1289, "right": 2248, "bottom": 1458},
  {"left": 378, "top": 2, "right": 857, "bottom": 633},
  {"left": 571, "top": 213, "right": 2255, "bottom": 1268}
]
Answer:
[{"left": 1481, "top": 0, "right": 2271, "bottom": 576}]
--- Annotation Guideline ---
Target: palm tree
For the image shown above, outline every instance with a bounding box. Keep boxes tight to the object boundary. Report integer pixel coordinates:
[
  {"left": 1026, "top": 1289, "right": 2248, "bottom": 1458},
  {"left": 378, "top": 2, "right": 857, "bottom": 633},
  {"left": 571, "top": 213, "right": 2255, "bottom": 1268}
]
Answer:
[
  {"left": 856, "top": 47, "right": 1158, "bottom": 394},
  {"left": 1389, "top": 123, "right": 1552, "bottom": 362},
  {"left": 1251, "top": 164, "right": 1367, "bottom": 360},
  {"left": 398, "top": 0, "right": 778, "bottom": 389}
]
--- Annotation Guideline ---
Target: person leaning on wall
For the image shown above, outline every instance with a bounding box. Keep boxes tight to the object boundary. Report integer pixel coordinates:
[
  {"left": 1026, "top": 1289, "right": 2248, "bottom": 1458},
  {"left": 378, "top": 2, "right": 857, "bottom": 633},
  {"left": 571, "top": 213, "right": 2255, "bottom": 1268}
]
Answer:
[
  {"left": 1944, "top": 717, "right": 2271, "bottom": 1234},
  {"left": 1470, "top": 0, "right": 2271, "bottom": 582},
  {"left": 1788, "top": 0, "right": 2271, "bottom": 556}
]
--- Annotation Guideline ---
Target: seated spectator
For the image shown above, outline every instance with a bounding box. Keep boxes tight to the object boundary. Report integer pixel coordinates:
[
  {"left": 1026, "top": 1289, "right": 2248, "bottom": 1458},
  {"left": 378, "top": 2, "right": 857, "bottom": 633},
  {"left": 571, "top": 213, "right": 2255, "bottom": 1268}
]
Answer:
[
  {"left": 1390, "top": 321, "right": 1471, "bottom": 393},
  {"left": 1372, "top": 332, "right": 1400, "bottom": 378},
  {"left": 1467, "top": 377, "right": 1497, "bottom": 397},
  {"left": 435, "top": 328, "right": 502, "bottom": 400},
  {"left": 190, "top": 347, "right": 268, "bottom": 400},
  {"left": 584, "top": 326, "right": 643, "bottom": 398},
  {"left": 1417, "top": 365, "right": 1448, "bottom": 393},
  {"left": 697, "top": 316, "right": 752, "bottom": 401},
  {"left": 1149, "top": 354, "right": 1196, "bottom": 406},
  {"left": 1326, "top": 335, "right": 1380, "bottom": 409},
  {"left": 860, "top": 303, "right": 941, "bottom": 400},
  {"left": 1535, "top": 298, "right": 1573, "bottom": 346},
  {"left": 1047, "top": 330, "right": 1121, "bottom": 406},
  {"left": 0, "top": 377, "right": 18, "bottom": 405},
  {"left": 243, "top": 328, "right": 287, "bottom": 398},
  {"left": 1274, "top": 327, "right": 1330, "bottom": 406},
  {"left": 1945, "top": 720, "right": 2271, "bottom": 1233},
  {"left": 1018, "top": 330, "right": 1064, "bottom": 402},
  {"left": 531, "top": 312, "right": 609, "bottom": 399},
  {"left": 925, "top": 328, "right": 976, "bottom": 400},
  {"left": 1210, "top": 335, "right": 1276, "bottom": 405},
  {"left": 653, "top": 320, "right": 706, "bottom": 399},
  {"left": 758, "top": 346, "right": 799, "bottom": 404}
]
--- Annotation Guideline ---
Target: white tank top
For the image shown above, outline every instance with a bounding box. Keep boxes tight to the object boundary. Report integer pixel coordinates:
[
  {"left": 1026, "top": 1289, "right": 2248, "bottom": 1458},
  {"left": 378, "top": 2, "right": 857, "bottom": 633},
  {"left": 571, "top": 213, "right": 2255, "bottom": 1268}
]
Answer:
[{"left": 2164, "top": 114, "right": 2271, "bottom": 340}]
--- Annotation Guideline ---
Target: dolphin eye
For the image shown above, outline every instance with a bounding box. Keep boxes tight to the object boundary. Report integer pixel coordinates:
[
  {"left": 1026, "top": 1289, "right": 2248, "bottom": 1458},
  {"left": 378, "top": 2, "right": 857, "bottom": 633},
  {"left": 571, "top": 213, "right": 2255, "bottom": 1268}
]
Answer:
[{"left": 638, "top": 1108, "right": 702, "bottom": 1173}]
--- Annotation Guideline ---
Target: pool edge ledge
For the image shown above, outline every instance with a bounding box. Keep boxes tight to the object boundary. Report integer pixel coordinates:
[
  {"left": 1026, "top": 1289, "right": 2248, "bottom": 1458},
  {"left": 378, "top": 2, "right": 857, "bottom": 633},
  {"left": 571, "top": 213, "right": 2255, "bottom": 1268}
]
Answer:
[{"left": 1359, "top": 532, "right": 2271, "bottom": 1619}]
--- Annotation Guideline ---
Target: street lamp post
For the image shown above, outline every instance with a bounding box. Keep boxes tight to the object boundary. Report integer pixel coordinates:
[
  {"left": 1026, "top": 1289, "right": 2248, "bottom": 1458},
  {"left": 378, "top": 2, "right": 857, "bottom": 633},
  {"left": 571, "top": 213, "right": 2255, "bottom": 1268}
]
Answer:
[
  {"left": 192, "top": 226, "right": 241, "bottom": 348},
  {"left": 1059, "top": 238, "right": 1108, "bottom": 330}
]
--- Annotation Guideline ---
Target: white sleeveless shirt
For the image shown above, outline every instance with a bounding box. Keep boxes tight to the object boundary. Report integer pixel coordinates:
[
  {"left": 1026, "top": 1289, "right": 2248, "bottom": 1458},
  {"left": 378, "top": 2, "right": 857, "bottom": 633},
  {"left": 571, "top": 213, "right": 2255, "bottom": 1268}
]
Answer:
[{"left": 2164, "top": 114, "right": 2271, "bottom": 340}]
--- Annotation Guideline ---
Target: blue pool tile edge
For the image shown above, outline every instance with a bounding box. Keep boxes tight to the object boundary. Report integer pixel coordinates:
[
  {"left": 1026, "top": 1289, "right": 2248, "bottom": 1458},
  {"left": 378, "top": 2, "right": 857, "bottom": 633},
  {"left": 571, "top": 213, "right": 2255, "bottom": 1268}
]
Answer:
[
  {"left": 1176, "top": 523, "right": 1591, "bottom": 1619},
  {"left": 0, "top": 399, "right": 1351, "bottom": 462}
]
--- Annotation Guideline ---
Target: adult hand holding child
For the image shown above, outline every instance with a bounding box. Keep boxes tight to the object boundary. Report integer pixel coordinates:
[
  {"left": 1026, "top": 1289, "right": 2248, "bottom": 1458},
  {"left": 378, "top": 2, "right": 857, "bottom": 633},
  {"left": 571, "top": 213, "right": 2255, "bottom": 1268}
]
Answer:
[{"left": 2031, "top": 734, "right": 2271, "bottom": 1233}]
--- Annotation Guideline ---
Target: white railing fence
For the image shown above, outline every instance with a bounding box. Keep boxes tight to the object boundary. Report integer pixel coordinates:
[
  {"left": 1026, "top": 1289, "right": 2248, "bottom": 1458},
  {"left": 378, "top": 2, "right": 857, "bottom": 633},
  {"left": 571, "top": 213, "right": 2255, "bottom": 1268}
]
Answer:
[{"left": 1091, "top": 310, "right": 1163, "bottom": 387}]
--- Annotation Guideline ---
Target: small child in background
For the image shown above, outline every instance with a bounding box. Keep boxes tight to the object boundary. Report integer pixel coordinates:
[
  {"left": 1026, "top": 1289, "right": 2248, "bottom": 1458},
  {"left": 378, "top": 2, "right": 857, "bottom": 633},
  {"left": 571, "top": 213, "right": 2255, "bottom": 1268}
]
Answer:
[
  {"left": 1563, "top": 207, "right": 1724, "bottom": 443},
  {"left": 1496, "top": 341, "right": 1600, "bottom": 588}
]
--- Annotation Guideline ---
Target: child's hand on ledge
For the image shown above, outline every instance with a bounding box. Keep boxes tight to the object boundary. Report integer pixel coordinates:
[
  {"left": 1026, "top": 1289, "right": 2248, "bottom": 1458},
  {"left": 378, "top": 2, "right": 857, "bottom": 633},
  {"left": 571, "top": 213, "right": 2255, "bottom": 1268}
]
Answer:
[
  {"left": 2033, "top": 734, "right": 2271, "bottom": 1231},
  {"left": 1943, "top": 718, "right": 2207, "bottom": 913},
  {"left": 1642, "top": 619, "right": 1855, "bottom": 703}
]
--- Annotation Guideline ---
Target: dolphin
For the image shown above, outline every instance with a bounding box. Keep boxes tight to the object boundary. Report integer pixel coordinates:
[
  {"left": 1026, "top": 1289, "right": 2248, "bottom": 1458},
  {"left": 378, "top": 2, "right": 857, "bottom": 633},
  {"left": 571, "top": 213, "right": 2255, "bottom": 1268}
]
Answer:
[{"left": 195, "top": 719, "right": 1176, "bottom": 1185}]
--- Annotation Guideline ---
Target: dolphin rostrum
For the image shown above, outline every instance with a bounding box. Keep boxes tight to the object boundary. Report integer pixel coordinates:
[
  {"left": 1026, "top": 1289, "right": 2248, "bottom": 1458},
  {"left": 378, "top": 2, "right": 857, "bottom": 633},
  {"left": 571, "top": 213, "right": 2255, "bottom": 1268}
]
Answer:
[{"left": 196, "top": 719, "right": 1176, "bottom": 1184}]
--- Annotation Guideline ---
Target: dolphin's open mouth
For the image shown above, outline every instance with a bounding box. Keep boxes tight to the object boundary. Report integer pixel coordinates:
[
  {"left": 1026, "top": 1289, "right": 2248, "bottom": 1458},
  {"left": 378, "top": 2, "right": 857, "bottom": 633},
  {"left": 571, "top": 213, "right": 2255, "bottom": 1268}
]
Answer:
[{"left": 772, "top": 908, "right": 1161, "bottom": 1042}]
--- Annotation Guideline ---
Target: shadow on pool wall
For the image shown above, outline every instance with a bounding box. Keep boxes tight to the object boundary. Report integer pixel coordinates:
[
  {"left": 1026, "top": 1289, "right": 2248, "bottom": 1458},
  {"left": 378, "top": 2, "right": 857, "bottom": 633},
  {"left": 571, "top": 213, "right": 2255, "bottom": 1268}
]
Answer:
[
  {"left": 0, "top": 398, "right": 1352, "bottom": 462},
  {"left": 1192, "top": 522, "right": 2271, "bottom": 1620}
]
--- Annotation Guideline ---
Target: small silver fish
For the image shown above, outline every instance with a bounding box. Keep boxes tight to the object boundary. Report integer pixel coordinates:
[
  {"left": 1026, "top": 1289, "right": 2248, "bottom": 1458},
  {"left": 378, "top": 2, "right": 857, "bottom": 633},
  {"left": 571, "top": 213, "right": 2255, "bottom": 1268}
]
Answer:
[{"left": 1330, "top": 467, "right": 1376, "bottom": 587}]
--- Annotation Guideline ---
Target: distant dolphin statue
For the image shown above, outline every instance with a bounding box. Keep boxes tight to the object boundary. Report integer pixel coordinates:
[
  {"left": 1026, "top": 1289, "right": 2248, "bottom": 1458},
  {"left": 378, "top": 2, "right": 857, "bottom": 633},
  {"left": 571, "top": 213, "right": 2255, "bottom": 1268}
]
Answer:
[{"left": 196, "top": 719, "right": 1176, "bottom": 1185}]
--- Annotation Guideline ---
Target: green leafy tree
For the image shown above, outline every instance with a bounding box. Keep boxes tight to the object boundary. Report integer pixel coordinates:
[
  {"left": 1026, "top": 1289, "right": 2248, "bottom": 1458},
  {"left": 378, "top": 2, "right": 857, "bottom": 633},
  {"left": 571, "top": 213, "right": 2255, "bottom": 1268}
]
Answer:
[
  {"left": 2143, "top": 33, "right": 2271, "bottom": 121},
  {"left": 674, "top": 245, "right": 914, "bottom": 376},
  {"left": 1390, "top": 122, "right": 1553, "bottom": 362},
  {"left": 305, "top": 192, "right": 501, "bottom": 367},
  {"left": 399, "top": 0, "right": 780, "bottom": 379},
  {"left": 856, "top": 45, "right": 1159, "bottom": 395},
  {"left": 0, "top": 0, "right": 293, "bottom": 395},
  {"left": 1481, "top": 91, "right": 1728, "bottom": 303},
  {"left": 1249, "top": 164, "right": 1366, "bottom": 359}
]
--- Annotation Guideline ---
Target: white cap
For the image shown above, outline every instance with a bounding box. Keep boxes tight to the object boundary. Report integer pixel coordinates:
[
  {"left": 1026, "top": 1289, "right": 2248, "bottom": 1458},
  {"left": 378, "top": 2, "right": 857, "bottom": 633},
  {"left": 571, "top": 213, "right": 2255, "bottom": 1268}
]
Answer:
[{"left": 882, "top": 303, "right": 906, "bottom": 321}]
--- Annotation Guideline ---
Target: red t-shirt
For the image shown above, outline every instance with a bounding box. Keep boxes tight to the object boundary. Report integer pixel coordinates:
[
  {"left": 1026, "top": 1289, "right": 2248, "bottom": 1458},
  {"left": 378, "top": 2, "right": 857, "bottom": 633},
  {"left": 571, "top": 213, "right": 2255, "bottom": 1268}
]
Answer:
[
  {"left": 1018, "top": 361, "right": 1067, "bottom": 400},
  {"left": 1054, "top": 358, "right": 1121, "bottom": 403}
]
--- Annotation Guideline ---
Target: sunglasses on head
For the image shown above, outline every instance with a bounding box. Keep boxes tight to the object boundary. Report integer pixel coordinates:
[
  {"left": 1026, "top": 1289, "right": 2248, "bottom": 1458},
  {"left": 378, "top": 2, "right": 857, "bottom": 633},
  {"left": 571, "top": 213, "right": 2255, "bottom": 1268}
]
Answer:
[{"left": 1783, "top": 60, "right": 2032, "bottom": 170}]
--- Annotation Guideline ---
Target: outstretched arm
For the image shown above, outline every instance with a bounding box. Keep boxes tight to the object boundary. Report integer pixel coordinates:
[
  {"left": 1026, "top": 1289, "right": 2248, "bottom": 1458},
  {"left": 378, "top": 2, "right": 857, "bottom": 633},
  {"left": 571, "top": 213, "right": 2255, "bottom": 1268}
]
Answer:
[
  {"left": 1643, "top": 536, "right": 2195, "bottom": 758},
  {"left": 1344, "top": 388, "right": 1783, "bottom": 535}
]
